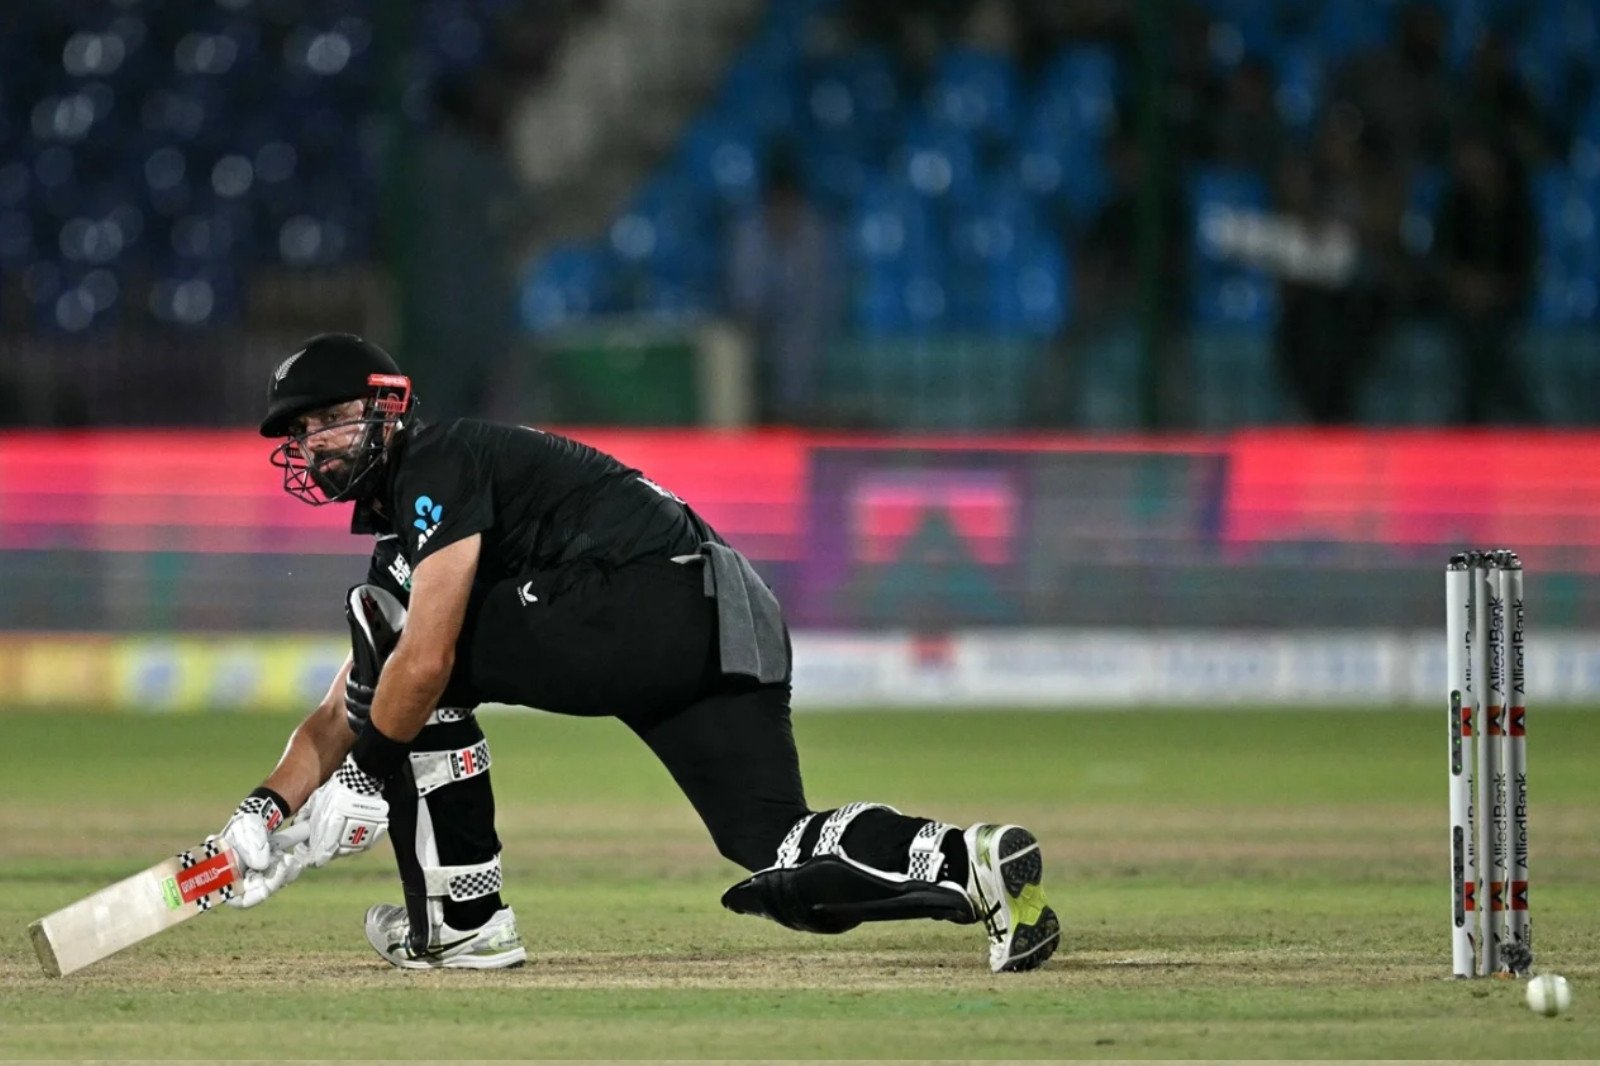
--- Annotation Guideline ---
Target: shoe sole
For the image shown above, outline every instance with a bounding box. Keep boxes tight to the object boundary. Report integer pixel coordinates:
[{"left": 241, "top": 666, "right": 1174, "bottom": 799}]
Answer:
[
  {"left": 994, "top": 827, "right": 1060, "bottom": 973},
  {"left": 396, "top": 947, "right": 527, "bottom": 971}
]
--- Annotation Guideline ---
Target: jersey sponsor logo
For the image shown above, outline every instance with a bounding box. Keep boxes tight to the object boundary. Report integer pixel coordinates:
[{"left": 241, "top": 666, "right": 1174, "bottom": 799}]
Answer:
[
  {"left": 413, "top": 495, "right": 443, "bottom": 549},
  {"left": 387, "top": 553, "right": 412, "bottom": 591},
  {"left": 273, "top": 349, "right": 306, "bottom": 382},
  {"left": 515, "top": 581, "right": 538, "bottom": 607}
]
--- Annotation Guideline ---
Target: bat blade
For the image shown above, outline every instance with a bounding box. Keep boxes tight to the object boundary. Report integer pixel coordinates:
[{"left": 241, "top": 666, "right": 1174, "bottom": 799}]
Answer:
[{"left": 28, "top": 842, "right": 242, "bottom": 978}]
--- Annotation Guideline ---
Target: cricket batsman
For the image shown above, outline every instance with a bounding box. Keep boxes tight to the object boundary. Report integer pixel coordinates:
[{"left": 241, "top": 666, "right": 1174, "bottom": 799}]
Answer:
[{"left": 214, "top": 333, "right": 1059, "bottom": 973}]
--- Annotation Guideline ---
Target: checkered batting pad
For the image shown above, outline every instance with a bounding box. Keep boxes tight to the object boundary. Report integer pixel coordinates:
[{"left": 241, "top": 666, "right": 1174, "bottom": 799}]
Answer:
[
  {"left": 448, "top": 863, "right": 502, "bottom": 901},
  {"left": 907, "top": 821, "right": 958, "bottom": 882}
]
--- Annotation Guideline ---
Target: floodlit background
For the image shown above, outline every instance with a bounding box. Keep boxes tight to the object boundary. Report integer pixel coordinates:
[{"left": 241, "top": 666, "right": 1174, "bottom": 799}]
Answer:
[{"left": 2, "top": 0, "right": 1600, "bottom": 708}]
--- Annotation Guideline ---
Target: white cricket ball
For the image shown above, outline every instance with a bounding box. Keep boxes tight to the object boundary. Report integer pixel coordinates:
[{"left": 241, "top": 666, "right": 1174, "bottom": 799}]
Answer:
[{"left": 1526, "top": 974, "right": 1572, "bottom": 1017}]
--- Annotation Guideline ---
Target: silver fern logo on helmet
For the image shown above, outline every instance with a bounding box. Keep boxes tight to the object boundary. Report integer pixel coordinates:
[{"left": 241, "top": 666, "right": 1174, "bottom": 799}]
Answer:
[{"left": 273, "top": 349, "right": 306, "bottom": 383}]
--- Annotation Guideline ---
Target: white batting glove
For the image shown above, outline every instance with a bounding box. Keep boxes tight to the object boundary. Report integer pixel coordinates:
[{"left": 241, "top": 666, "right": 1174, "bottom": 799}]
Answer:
[
  {"left": 302, "top": 756, "right": 389, "bottom": 868},
  {"left": 226, "top": 824, "right": 312, "bottom": 909},
  {"left": 216, "top": 789, "right": 290, "bottom": 872}
]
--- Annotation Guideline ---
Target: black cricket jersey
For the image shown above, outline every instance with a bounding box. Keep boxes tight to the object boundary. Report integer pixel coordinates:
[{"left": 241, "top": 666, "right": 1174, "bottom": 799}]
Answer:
[{"left": 356, "top": 419, "right": 724, "bottom": 601}]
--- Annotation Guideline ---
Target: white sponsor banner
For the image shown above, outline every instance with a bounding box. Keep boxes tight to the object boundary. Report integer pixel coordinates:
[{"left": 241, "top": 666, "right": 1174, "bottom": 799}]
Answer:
[
  {"left": 8, "top": 630, "right": 1600, "bottom": 712},
  {"left": 790, "top": 629, "right": 1600, "bottom": 708}
]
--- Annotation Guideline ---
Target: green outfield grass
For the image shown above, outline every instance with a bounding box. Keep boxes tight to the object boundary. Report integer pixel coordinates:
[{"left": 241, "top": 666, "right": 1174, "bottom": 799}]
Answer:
[{"left": 2, "top": 707, "right": 1597, "bottom": 1059}]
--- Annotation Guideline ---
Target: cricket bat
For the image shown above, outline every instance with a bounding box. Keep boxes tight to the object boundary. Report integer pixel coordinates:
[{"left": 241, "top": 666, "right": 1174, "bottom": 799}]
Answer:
[{"left": 28, "top": 825, "right": 308, "bottom": 977}]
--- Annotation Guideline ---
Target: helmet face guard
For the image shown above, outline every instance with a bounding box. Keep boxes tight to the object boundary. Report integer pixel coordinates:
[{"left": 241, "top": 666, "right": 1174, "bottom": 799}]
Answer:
[{"left": 268, "top": 373, "right": 413, "bottom": 505}]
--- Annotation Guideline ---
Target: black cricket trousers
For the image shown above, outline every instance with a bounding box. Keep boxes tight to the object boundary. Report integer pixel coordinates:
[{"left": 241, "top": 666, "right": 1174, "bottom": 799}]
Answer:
[{"left": 459, "top": 555, "right": 809, "bottom": 870}]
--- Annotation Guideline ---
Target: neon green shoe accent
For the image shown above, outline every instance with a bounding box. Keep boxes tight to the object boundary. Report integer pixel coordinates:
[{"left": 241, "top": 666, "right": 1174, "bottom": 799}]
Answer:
[{"left": 1011, "top": 882, "right": 1047, "bottom": 927}]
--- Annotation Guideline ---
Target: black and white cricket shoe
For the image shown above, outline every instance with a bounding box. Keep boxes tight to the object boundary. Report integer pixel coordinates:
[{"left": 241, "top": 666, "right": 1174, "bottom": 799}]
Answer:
[
  {"left": 364, "top": 903, "right": 526, "bottom": 970},
  {"left": 963, "top": 823, "right": 1060, "bottom": 973}
]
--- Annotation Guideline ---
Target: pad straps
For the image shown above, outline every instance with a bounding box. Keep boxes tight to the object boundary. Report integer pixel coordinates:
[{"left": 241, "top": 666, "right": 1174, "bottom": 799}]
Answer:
[
  {"left": 775, "top": 814, "right": 817, "bottom": 868},
  {"left": 906, "top": 821, "right": 959, "bottom": 882},
  {"left": 423, "top": 854, "right": 503, "bottom": 902},
  {"left": 813, "top": 802, "right": 898, "bottom": 858}
]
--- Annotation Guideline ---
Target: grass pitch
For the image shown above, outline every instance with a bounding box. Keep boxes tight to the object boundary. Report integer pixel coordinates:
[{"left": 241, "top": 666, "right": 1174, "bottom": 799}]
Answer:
[{"left": 1, "top": 706, "right": 1597, "bottom": 1059}]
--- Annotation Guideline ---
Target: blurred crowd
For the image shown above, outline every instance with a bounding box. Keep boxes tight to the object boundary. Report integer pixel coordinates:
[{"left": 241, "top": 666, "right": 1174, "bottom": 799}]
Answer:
[
  {"left": 3, "top": 0, "right": 1597, "bottom": 430},
  {"left": 712, "top": 0, "right": 1593, "bottom": 426}
]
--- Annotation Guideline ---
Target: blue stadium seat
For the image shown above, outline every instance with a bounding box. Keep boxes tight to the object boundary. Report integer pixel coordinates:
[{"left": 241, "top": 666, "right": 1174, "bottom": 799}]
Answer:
[
  {"left": 925, "top": 47, "right": 1020, "bottom": 147},
  {"left": 892, "top": 121, "right": 978, "bottom": 203},
  {"left": 147, "top": 261, "right": 241, "bottom": 326},
  {"left": 1036, "top": 46, "right": 1118, "bottom": 138},
  {"left": 519, "top": 242, "right": 611, "bottom": 332},
  {"left": 849, "top": 176, "right": 940, "bottom": 268},
  {"left": 715, "top": 29, "right": 800, "bottom": 136},
  {"left": 1531, "top": 167, "right": 1600, "bottom": 325},
  {"left": 803, "top": 48, "right": 902, "bottom": 152},
  {"left": 949, "top": 181, "right": 1035, "bottom": 265},
  {"left": 850, "top": 265, "right": 948, "bottom": 337},
  {"left": 852, "top": 264, "right": 910, "bottom": 336},
  {"left": 1197, "top": 0, "right": 1283, "bottom": 68},
  {"left": 1311, "top": 0, "right": 1394, "bottom": 63},
  {"left": 27, "top": 259, "right": 124, "bottom": 333},
  {"left": 799, "top": 146, "right": 869, "bottom": 213},
  {"left": 1273, "top": 41, "right": 1322, "bottom": 134},
  {"left": 986, "top": 239, "right": 1071, "bottom": 337},
  {"left": 1516, "top": 0, "right": 1597, "bottom": 117},
  {"left": 676, "top": 118, "right": 762, "bottom": 209},
  {"left": 1012, "top": 119, "right": 1108, "bottom": 229}
]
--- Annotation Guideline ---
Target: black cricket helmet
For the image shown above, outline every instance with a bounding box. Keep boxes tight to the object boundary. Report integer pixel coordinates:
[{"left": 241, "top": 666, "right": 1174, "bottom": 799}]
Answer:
[{"left": 260, "top": 333, "right": 415, "bottom": 505}]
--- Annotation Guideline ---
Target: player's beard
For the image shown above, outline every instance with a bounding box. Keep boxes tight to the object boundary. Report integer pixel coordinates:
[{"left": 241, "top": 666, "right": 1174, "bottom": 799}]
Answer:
[
  {"left": 308, "top": 444, "right": 374, "bottom": 501},
  {"left": 302, "top": 421, "right": 385, "bottom": 502}
]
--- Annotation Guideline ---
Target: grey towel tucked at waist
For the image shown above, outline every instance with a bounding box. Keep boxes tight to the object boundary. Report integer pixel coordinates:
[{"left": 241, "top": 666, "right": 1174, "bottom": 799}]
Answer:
[{"left": 675, "top": 542, "right": 790, "bottom": 684}]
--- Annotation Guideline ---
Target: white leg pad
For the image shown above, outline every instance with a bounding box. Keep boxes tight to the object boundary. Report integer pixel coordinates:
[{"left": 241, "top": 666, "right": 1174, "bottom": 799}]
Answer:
[{"left": 410, "top": 738, "right": 491, "bottom": 797}]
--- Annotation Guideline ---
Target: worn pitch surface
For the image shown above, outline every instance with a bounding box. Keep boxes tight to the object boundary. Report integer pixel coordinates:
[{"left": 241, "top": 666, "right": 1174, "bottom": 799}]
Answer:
[{"left": 2, "top": 708, "right": 1597, "bottom": 1059}]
